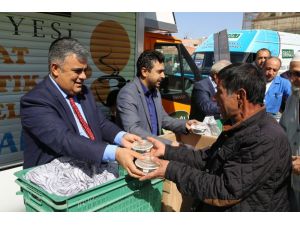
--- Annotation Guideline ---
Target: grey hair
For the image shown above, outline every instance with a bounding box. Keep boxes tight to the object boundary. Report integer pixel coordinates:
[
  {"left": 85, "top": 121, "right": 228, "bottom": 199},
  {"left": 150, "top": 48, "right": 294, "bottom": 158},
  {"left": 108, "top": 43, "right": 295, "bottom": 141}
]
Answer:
[
  {"left": 48, "top": 37, "right": 89, "bottom": 66},
  {"left": 211, "top": 60, "right": 232, "bottom": 75}
]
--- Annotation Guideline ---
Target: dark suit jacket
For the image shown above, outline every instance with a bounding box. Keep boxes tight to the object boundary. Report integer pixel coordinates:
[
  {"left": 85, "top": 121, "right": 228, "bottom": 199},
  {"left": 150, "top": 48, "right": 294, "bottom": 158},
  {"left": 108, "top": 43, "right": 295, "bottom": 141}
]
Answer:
[
  {"left": 189, "top": 77, "right": 220, "bottom": 121},
  {"left": 20, "top": 76, "right": 122, "bottom": 169}
]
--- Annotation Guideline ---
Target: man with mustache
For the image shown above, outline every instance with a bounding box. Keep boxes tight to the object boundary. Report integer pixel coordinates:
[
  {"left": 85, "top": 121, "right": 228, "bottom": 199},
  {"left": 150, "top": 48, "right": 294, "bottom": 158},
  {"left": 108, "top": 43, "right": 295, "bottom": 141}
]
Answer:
[
  {"left": 140, "top": 63, "right": 291, "bottom": 211},
  {"left": 116, "top": 50, "right": 197, "bottom": 145},
  {"left": 20, "top": 37, "right": 144, "bottom": 178},
  {"left": 253, "top": 48, "right": 271, "bottom": 71},
  {"left": 263, "top": 57, "right": 291, "bottom": 121}
]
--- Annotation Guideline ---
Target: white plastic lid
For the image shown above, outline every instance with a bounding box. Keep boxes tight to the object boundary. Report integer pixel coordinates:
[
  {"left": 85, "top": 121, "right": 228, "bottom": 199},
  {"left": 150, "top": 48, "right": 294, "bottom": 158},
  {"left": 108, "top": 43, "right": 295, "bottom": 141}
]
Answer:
[
  {"left": 135, "top": 159, "right": 159, "bottom": 171},
  {"left": 132, "top": 140, "right": 153, "bottom": 152}
]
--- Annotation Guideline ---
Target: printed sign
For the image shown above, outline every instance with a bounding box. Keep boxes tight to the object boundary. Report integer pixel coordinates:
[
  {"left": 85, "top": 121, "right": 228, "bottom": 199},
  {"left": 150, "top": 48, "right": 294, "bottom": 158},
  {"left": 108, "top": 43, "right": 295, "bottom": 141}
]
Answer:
[
  {"left": 282, "top": 49, "right": 294, "bottom": 58},
  {"left": 228, "top": 33, "right": 242, "bottom": 41}
]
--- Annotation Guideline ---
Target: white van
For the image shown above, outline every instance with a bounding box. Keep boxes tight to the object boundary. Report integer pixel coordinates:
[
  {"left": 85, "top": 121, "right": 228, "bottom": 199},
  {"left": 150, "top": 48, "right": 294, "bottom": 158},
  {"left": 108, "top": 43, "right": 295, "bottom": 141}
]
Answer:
[{"left": 193, "top": 29, "right": 300, "bottom": 76}]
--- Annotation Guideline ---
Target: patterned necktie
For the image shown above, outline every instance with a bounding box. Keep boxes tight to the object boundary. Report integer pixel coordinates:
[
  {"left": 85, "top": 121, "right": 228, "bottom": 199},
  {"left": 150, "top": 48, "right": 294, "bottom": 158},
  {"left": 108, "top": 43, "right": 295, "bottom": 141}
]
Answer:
[{"left": 68, "top": 96, "right": 95, "bottom": 140}]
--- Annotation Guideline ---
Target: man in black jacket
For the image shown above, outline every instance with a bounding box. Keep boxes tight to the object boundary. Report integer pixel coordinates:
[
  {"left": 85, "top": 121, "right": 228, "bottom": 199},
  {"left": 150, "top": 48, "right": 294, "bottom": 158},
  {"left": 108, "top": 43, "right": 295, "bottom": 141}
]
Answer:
[{"left": 141, "top": 63, "right": 291, "bottom": 211}]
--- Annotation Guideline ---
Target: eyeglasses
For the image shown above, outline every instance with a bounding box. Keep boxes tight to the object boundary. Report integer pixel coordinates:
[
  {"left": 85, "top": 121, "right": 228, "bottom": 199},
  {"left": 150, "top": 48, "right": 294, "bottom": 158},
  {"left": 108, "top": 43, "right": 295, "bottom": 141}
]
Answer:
[{"left": 289, "top": 71, "right": 300, "bottom": 77}]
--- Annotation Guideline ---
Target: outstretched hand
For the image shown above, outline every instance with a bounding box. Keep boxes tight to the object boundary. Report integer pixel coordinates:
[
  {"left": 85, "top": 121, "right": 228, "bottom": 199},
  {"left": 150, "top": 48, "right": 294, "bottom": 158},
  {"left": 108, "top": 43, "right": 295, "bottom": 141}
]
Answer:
[
  {"left": 139, "top": 156, "right": 169, "bottom": 181},
  {"left": 146, "top": 137, "right": 166, "bottom": 158},
  {"left": 115, "top": 147, "right": 145, "bottom": 178},
  {"left": 185, "top": 119, "right": 199, "bottom": 131},
  {"left": 121, "top": 133, "right": 141, "bottom": 149}
]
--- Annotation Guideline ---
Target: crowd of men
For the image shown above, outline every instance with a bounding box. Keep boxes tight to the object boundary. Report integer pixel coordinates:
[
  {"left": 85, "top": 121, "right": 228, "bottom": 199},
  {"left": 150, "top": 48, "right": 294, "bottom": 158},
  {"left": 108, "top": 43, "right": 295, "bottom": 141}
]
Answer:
[{"left": 20, "top": 37, "right": 300, "bottom": 211}]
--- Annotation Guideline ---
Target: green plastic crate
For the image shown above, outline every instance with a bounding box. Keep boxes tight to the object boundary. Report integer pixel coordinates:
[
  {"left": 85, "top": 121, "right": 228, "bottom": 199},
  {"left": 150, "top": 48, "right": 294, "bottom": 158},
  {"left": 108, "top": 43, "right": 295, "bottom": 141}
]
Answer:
[{"left": 14, "top": 167, "right": 163, "bottom": 212}]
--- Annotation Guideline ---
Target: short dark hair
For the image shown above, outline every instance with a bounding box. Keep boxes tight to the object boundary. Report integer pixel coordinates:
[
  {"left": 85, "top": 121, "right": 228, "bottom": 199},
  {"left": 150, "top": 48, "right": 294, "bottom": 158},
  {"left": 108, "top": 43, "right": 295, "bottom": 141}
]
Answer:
[
  {"left": 256, "top": 48, "right": 271, "bottom": 58},
  {"left": 136, "top": 50, "right": 165, "bottom": 77},
  {"left": 217, "top": 63, "right": 266, "bottom": 104}
]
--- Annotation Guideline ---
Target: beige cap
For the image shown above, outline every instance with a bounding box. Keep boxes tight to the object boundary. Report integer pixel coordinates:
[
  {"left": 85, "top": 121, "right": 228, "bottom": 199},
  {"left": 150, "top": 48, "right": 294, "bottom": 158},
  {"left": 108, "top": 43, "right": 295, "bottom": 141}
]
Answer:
[{"left": 291, "top": 51, "right": 300, "bottom": 62}]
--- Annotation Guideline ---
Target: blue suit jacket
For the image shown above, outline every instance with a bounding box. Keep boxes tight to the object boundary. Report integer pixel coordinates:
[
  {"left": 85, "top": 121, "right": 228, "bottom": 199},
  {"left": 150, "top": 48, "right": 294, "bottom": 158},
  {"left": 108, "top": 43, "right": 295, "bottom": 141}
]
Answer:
[
  {"left": 189, "top": 78, "right": 220, "bottom": 121},
  {"left": 20, "top": 76, "right": 122, "bottom": 169}
]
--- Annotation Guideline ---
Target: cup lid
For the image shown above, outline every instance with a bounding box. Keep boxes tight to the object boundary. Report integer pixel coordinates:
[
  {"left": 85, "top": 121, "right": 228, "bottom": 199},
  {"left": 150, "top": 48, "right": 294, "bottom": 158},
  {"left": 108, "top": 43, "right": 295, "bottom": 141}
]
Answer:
[
  {"left": 135, "top": 158, "right": 159, "bottom": 170},
  {"left": 132, "top": 140, "right": 153, "bottom": 152},
  {"left": 191, "top": 123, "right": 208, "bottom": 135}
]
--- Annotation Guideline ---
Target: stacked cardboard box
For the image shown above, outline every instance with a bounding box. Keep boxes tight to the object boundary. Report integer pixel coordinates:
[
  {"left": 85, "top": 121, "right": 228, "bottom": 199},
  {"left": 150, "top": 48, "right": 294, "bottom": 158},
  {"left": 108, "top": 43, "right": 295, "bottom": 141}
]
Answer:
[{"left": 159, "top": 132, "right": 217, "bottom": 212}]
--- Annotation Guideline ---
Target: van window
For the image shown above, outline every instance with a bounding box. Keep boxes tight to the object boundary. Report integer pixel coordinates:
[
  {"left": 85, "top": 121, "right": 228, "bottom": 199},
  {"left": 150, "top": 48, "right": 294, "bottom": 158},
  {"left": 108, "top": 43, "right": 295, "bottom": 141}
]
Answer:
[
  {"left": 198, "top": 51, "right": 255, "bottom": 69},
  {"left": 155, "top": 45, "right": 183, "bottom": 95},
  {"left": 193, "top": 53, "right": 204, "bottom": 69}
]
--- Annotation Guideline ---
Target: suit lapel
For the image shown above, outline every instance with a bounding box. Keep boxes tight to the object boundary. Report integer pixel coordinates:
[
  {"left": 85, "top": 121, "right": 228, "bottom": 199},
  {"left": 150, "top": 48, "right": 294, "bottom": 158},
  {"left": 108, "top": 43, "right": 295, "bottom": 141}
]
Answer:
[
  {"left": 153, "top": 91, "right": 162, "bottom": 132},
  {"left": 134, "top": 77, "right": 152, "bottom": 129},
  {"left": 44, "top": 76, "right": 79, "bottom": 133}
]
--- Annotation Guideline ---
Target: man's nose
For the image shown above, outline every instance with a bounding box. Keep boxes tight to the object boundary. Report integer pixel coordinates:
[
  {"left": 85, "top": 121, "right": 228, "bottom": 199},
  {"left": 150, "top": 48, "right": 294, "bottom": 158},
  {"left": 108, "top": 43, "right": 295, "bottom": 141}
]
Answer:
[
  {"left": 79, "top": 71, "right": 87, "bottom": 80},
  {"left": 161, "top": 71, "right": 165, "bottom": 79}
]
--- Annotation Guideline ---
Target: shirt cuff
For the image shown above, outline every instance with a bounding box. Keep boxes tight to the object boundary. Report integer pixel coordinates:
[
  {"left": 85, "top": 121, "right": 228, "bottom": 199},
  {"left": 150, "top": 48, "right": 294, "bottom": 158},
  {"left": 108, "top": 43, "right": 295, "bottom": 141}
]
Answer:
[
  {"left": 114, "top": 131, "right": 127, "bottom": 145},
  {"left": 102, "top": 145, "right": 118, "bottom": 162}
]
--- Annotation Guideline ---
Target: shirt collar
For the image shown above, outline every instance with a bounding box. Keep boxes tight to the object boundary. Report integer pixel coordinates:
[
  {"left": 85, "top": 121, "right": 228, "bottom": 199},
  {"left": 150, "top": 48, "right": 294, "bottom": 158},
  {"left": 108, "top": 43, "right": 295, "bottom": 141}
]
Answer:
[
  {"left": 140, "top": 79, "right": 157, "bottom": 97},
  {"left": 49, "top": 74, "right": 68, "bottom": 99},
  {"left": 49, "top": 74, "right": 81, "bottom": 101},
  {"left": 209, "top": 76, "right": 217, "bottom": 90}
]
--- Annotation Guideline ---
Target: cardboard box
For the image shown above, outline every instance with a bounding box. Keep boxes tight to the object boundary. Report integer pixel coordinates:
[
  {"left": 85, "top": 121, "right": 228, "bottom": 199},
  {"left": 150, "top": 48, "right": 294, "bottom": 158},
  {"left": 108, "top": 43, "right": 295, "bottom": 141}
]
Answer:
[{"left": 159, "top": 132, "right": 217, "bottom": 212}]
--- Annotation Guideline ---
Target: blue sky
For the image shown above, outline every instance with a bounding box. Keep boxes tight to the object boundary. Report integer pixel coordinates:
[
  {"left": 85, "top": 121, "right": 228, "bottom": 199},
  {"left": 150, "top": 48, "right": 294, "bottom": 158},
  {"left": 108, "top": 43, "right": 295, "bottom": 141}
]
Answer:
[{"left": 173, "top": 12, "right": 244, "bottom": 39}]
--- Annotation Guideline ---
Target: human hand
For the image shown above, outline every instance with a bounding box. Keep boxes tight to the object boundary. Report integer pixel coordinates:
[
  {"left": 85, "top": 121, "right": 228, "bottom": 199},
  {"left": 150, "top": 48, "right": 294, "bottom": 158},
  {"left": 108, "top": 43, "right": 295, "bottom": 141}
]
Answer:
[
  {"left": 139, "top": 157, "right": 169, "bottom": 181},
  {"left": 185, "top": 119, "right": 199, "bottom": 131},
  {"left": 292, "top": 156, "right": 300, "bottom": 175},
  {"left": 115, "top": 147, "right": 145, "bottom": 178},
  {"left": 121, "top": 133, "right": 142, "bottom": 149},
  {"left": 171, "top": 141, "right": 180, "bottom": 147},
  {"left": 146, "top": 137, "right": 166, "bottom": 158}
]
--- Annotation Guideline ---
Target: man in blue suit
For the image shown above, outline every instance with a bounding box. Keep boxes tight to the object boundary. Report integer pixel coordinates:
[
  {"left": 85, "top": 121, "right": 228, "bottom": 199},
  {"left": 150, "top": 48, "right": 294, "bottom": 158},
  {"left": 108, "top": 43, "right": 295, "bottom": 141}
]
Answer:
[
  {"left": 189, "top": 60, "right": 231, "bottom": 121},
  {"left": 20, "top": 38, "right": 144, "bottom": 178}
]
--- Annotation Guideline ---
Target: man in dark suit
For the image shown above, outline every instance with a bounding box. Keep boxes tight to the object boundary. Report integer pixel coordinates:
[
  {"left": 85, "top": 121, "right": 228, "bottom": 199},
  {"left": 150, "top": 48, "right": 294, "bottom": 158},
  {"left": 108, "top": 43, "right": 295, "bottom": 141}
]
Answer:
[
  {"left": 189, "top": 60, "right": 231, "bottom": 121},
  {"left": 20, "top": 37, "right": 144, "bottom": 178}
]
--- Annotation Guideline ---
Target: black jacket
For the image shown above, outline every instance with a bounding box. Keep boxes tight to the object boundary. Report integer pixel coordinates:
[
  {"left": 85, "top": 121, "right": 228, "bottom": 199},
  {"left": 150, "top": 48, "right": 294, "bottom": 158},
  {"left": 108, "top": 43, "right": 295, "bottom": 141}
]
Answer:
[{"left": 165, "top": 108, "right": 291, "bottom": 211}]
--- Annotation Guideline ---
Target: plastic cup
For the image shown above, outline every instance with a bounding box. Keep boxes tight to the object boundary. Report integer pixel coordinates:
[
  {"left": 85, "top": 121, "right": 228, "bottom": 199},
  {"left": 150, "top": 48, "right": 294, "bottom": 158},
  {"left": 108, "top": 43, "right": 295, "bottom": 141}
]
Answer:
[
  {"left": 135, "top": 158, "right": 159, "bottom": 174},
  {"left": 132, "top": 139, "right": 153, "bottom": 153}
]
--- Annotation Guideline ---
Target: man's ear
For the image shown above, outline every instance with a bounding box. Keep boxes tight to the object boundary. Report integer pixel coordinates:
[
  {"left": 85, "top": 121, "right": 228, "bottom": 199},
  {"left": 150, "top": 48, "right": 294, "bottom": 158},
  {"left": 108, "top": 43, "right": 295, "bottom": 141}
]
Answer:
[
  {"left": 51, "top": 63, "right": 60, "bottom": 78},
  {"left": 140, "top": 67, "right": 148, "bottom": 78},
  {"left": 237, "top": 88, "right": 247, "bottom": 100}
]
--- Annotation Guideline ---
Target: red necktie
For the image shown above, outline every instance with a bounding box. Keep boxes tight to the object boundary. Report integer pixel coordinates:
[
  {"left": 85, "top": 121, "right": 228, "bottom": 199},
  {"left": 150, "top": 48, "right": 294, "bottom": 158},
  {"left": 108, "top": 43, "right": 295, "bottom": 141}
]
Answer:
[{"left": 68, "top": 97, "right": 95, "bottom": 140}]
